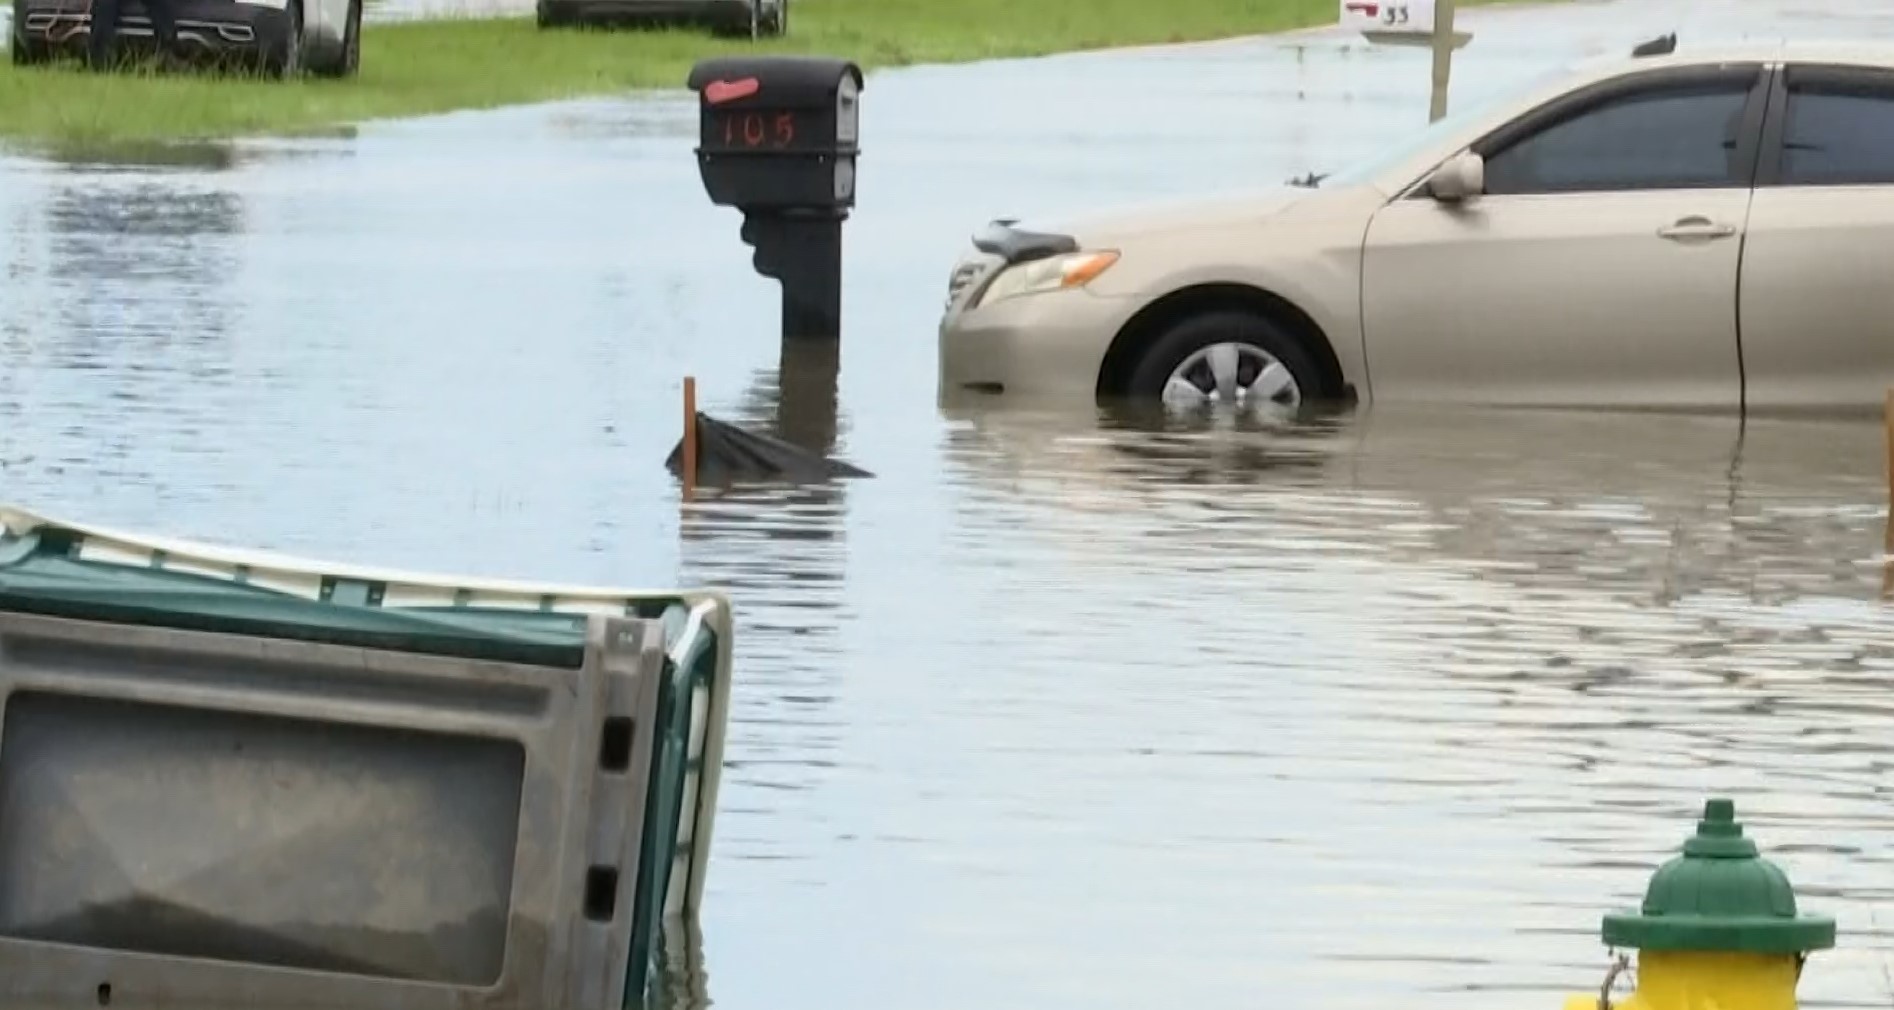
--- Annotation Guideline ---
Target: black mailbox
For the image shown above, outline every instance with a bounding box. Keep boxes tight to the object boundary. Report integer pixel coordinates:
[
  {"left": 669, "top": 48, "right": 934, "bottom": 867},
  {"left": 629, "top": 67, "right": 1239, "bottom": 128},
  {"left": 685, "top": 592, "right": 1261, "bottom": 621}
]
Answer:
[
  {"left": 688, "top": 55, "right": 862, "bottom": 211},
  {"left": 687, "top": 55, "right": 864, "bottom": 342}
]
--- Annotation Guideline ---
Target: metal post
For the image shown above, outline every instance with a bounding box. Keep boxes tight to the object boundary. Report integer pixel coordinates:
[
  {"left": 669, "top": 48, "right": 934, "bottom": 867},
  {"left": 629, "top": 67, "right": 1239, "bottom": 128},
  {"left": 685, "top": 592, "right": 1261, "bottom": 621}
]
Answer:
[
  {"left": 777, "top": 215, "right": 844, "bottom": 343},
  {"left": 738, "top": 211, "right": 846, "bottom": 343},
  {"left": 1429, "top": 0, "right": 1456, "bottom": 122}
]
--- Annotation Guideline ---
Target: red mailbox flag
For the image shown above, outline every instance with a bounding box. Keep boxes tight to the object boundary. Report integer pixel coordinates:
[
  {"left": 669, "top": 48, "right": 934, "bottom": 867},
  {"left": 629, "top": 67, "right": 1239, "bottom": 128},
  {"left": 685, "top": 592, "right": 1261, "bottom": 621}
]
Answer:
[{"left": 704, "top": 78, "right": 761, "bottom": 105}]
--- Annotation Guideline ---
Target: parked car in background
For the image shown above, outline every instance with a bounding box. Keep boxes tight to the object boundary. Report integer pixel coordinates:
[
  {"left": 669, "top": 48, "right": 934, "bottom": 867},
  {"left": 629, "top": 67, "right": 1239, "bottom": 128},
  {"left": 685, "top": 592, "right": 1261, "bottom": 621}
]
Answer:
[
  {"left": 938, "top": 38, "right": 1894, "bottom": 418},
  {"left": 535, "top": 0, "right": 784, "bottom": 37},
  {"left": 10, "top": 0, "right": 360, "bottom": 76}
]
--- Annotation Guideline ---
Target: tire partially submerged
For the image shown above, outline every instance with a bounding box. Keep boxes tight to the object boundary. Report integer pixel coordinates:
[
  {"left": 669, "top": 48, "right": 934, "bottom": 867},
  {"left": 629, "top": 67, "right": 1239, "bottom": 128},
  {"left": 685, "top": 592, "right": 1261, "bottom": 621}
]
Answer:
[{"left": 1126, "top": 309, "right": 1325, "bottom": 417}]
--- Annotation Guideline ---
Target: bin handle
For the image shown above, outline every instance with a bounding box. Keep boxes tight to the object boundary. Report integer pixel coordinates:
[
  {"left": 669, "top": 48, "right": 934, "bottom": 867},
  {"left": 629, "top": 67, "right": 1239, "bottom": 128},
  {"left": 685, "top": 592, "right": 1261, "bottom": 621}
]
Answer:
[{"left": 1598, "top": 952, "right": 1630, "bottom": 1010}]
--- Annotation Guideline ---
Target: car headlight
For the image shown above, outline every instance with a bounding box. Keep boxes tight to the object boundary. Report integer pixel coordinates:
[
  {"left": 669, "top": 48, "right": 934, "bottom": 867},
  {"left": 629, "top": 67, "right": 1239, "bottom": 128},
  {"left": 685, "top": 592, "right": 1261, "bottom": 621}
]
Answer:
[{"left": 974, "top": 250, "right": 1120, "bottom": 308}]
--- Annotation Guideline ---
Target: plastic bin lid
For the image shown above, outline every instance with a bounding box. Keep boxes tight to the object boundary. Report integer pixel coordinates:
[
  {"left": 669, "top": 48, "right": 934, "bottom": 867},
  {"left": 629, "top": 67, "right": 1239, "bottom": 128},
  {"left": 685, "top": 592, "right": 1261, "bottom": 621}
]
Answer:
[{"left": 0, "top": 505, "right": 704, "bottom": 669}]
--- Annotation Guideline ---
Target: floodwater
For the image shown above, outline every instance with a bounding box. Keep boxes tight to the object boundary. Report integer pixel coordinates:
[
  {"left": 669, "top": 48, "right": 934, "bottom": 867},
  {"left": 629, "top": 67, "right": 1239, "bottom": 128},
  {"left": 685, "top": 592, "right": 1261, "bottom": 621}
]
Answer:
[{"left": 5, "top": 0, "right": 1894, "bottom": 1008}]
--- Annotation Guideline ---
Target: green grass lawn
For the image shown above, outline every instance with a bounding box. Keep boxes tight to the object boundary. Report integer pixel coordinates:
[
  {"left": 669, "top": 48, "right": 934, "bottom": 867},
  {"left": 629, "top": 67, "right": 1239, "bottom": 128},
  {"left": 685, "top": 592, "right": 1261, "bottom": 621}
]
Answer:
[{"left": 0, "top": 0, "right": 1531, "bottom": 146}]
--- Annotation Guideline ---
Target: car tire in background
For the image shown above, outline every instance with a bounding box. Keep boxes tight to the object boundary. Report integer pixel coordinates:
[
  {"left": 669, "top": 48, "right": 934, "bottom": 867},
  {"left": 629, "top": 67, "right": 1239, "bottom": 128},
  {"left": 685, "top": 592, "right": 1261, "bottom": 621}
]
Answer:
[
  {"left": 256, "top": 0, "right": 304, "bottom": 76},
  {"left": 535, "top": 0, "right": 571, "bottom": 28},
  {"left": 757, "top": 0, "right": 784, "bottom": 36},
  {"left": 10, "top": 0, "right": 52, "bottom": 65},
  {"left": 1124, "top": 309, "right": 1327, "bottom": 415},
  {"left": 307, "top": 0, "right": 360, "bottom": 77}
]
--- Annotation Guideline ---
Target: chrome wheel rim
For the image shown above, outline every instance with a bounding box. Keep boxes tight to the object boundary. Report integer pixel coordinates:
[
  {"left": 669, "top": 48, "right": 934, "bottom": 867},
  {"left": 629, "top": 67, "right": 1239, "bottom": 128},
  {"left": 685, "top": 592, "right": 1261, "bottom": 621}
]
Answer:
[{"left": 1161, "top": 342, "right": 1302, "bottom": 415}]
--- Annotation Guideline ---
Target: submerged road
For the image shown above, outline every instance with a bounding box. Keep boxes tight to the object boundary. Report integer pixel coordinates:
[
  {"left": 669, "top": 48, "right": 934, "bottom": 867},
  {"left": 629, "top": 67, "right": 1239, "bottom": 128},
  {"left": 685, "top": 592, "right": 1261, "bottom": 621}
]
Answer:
[{"left": 4, "top": 1, "right": 1894, "bottom": 1008}]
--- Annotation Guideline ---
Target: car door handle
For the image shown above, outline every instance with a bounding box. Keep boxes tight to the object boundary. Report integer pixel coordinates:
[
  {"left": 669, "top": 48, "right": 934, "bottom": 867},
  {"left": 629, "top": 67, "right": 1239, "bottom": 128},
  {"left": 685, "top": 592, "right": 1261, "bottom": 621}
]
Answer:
[{"left": 1657, "top": 216, "right": 1737, "bottom": 241}]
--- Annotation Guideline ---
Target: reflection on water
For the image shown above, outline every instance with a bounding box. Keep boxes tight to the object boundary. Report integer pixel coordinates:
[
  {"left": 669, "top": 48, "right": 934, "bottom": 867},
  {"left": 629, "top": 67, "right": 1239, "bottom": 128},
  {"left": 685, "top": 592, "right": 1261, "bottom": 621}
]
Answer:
[
  {"left": 41, "top": 140, "right": 244, "bottom": 171},
  {"left": 0, "top": 142, "right": 244, "bottom": 500},
  {"left": 658, "top": 395, "right": 1894, "bottom": 1010},
  {"left": 3, "top": 1, "right": 1894, "bottom": 1008},
  {"left": 901, "top": 405, "right": 1894, "bottom": 1010},
  {"left": 678, "top": 341, "right": 851, "bottom": 879},
  {"left": 650, "top": 915, "right": 710, "bottom": 1010}
]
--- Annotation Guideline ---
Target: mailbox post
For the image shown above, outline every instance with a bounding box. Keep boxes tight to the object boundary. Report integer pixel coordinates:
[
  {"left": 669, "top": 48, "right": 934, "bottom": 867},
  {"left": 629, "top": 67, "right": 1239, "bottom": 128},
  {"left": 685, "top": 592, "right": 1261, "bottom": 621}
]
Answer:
[
  {"left": 687, "top": 56, "right": 863, "bottom": 343},
  {"left": 1338, "top": 0, "right": 1472, "bottom": 122}
]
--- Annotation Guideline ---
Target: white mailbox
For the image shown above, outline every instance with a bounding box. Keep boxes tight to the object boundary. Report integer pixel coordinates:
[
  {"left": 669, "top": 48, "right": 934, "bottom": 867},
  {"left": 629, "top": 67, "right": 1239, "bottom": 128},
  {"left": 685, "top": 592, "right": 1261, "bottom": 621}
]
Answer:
[{"left": 1339, "top": 0, "right": 1471, "bottom": 48}]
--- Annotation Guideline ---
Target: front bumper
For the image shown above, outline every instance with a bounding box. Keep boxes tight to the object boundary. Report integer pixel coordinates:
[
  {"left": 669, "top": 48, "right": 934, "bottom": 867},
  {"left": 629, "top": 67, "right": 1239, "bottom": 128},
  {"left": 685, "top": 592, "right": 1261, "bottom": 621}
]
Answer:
[
  {"left": 937, "top": 219, "right": 1146, "bottom": 407},
  {"left": 937, "top": 268, "right": 1140, "bottom": 408},
  {"left": 17, "top": 0, "right": 290, "bottom": 58}
]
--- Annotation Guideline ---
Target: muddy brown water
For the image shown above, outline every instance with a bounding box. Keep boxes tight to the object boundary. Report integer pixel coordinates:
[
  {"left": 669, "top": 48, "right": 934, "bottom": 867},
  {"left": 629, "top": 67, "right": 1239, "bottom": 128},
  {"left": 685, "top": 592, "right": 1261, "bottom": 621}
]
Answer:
[{"left": 5, "top": 0, "right": 1894, "bottom": 1008}]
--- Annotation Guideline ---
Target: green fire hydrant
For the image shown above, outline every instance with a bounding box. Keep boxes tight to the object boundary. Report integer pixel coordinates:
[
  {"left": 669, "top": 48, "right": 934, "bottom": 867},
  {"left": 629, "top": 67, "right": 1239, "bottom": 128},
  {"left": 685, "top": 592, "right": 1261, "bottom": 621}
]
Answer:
[{"left": 1563, "top": 798, "right": 1836, "bottom": 1010}]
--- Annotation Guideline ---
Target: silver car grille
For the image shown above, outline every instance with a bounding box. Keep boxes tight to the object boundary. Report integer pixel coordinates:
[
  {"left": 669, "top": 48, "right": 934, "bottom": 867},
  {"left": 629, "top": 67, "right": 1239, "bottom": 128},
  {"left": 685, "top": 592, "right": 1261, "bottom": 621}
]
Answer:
[
  {"left": 946, "top": 262, "right": 982, "bottom": 308},
  {"left": 944, "top": 255, "right": 1004, "bottom": 314}
]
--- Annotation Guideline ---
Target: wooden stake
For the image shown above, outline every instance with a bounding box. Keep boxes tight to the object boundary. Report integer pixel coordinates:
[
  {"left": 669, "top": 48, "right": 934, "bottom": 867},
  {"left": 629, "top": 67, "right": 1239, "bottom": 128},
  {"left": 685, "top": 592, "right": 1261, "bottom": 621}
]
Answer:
[
  {"left": 1885, "top": 387, "right": 1893, "bottom": 520},
  {"left": 1429, "top": 0, "right": 1456, "bottom": 123},
  {"left": 682, "top": 376, "right": 698, "bottom": 503},
  {"left": 1884, "top": 388, "right": 1892, "bottom": 598}
]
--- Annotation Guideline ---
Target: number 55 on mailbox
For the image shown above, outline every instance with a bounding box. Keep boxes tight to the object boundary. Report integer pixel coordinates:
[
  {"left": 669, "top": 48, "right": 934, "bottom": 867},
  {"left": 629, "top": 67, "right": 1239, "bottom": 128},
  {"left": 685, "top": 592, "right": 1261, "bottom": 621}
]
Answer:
[{"left": 687, "top": 56, "right": 864, "bottom": 212}]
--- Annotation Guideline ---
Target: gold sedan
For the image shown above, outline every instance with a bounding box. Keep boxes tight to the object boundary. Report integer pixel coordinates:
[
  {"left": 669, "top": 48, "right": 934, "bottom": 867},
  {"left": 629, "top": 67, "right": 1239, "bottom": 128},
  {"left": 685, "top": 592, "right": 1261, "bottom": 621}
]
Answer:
[{"left": 938, "top": 39, "right": 1894, "bottom": 418}]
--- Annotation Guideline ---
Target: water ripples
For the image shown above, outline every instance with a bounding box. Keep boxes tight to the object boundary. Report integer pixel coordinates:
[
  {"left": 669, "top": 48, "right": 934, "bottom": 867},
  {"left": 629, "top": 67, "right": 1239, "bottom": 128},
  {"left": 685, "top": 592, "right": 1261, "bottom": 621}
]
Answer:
[{"left": 5, "top": 0, "right": 1894, "bottom": 1007}]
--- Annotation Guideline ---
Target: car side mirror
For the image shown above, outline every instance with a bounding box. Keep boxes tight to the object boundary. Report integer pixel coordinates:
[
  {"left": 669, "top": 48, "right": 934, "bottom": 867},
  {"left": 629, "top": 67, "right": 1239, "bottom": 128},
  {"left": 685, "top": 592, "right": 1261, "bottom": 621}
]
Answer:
[{"left": 1426, "top": 153, "right": 1485, "bottom": 203}]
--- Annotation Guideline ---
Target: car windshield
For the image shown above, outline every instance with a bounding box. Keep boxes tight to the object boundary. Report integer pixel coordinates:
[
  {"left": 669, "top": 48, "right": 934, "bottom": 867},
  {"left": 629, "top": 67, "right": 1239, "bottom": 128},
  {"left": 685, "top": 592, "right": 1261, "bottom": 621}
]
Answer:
[{"left": 1314, "top": 67, "right": 1570, "bottom": 189}]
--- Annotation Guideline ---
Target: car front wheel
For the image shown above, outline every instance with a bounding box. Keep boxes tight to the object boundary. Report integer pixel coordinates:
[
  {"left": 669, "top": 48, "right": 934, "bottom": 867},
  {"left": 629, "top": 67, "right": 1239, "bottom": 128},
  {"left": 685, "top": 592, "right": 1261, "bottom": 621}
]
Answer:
[
  {"left": 260, "top": 0, "right": 303, "bottom": 77},
  {"left": 1124, "top": 309, "right": 1324, "bottom": 417},
  {"left": 308, "top": 0, "right": 359, "bottom": 77}
]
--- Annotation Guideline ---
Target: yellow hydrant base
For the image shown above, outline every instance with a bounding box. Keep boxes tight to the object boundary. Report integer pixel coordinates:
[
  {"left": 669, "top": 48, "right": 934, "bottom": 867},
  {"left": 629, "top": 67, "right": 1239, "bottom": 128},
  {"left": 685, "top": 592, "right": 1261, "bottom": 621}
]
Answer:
[{"left": 1563, "top": 951, "right": 1801, "bottom": 1010}]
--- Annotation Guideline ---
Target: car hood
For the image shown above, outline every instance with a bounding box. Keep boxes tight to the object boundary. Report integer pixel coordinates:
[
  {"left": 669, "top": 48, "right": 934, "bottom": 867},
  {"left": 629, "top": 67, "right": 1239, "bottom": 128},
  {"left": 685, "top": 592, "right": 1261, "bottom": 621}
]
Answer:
[{"left": 1022, "top": 185, "right": 1322, "bottom": 248}]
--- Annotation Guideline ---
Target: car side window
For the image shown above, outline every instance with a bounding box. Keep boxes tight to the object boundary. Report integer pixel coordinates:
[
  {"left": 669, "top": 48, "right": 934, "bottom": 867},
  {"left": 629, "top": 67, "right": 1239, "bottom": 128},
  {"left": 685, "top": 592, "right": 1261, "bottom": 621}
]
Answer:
[
  {"left": 1777, "top": 68, "right": 1894, "bottom": 186},
  {"left": 1479, "top": 78, "right": 1756, "bottom": 195}
]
